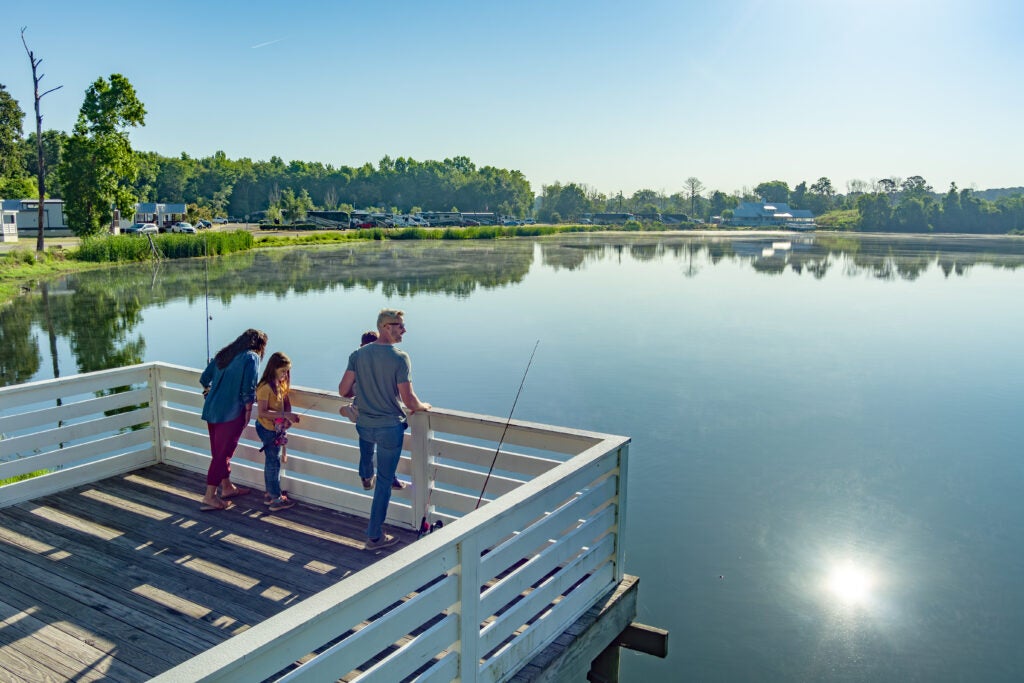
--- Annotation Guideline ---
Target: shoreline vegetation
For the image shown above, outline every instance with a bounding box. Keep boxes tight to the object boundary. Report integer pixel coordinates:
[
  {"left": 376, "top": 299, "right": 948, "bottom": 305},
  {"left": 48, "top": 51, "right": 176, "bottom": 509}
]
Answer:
[
  {"left": 0, "top": 222, "right": 651, "bottom": 301},
  {"left": 3, "top": 221, "right": 1023, "bottom": 304}
]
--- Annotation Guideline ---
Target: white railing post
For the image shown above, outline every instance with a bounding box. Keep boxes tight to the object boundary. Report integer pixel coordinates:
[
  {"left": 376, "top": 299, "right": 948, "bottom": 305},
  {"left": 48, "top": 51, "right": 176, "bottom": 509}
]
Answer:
[
  {"left": 409, "top": 411, "right": 432, "bottom": 532},
  {"left": 457, "top": 533, "right": 480, "bottom": 682},
  {"left": 614, "top": 443, "right": 629, "bottom": 582},
  {"left": 148, "top": 363, "right": 167, "bottom": 463}
]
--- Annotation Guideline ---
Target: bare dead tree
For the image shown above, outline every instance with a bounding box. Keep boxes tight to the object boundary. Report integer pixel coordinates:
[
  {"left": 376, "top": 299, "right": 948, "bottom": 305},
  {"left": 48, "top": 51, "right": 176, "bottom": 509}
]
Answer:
[
  {"left": 22, "top": 27, "right": 62, "bottom": 253},
  {"left": 684, "top": 176, "right": 705, "bottom": 217}
]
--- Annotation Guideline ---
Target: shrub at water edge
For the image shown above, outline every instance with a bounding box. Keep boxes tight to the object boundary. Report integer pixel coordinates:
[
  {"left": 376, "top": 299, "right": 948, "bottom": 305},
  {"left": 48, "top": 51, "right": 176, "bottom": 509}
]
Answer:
[{"left": 74, "top": 230, "right": 255, "bottom": 262}]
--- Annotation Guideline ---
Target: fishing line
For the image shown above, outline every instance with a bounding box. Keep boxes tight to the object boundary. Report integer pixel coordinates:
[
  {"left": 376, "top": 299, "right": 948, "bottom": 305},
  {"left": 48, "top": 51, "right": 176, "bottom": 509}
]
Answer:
[
  {"left": 475, "top": 340, "right": 540, "bottom": 510},
  {"left": 204, "top": 231, "right": 211, "bottom": 362}
]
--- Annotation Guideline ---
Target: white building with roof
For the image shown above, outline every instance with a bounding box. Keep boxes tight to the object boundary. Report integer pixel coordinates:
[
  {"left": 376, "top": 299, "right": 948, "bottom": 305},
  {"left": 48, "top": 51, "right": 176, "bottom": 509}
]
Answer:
[
  {"left": 1, "top": 198, "right": 71, "bottom": 236},
  {"left": 730, "top": 202, "right": 816, "bottom": 230}
]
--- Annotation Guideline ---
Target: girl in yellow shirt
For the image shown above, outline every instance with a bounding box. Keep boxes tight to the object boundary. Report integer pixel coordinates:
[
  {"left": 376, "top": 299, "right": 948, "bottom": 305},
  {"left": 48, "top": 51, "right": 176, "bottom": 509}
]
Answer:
[{"left": 255, "top": 352, "right": 300, "bottom": 511}]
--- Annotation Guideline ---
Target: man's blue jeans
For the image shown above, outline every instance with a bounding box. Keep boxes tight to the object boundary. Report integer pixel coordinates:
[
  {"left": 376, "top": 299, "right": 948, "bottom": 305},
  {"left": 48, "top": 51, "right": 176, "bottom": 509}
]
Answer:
[
  {"left": 358, "top": 435, "right": 375, "bottom": 481},
  {"left": 356, "top": 423, "right": 405, "bottom": 540}
]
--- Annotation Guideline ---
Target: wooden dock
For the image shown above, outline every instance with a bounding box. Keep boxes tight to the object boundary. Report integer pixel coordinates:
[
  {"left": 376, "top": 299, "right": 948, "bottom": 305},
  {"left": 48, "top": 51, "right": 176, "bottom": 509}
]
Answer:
[
  {"left": 0, "top": 464, "right": 403, "bottom": 682},
  {"left": 0, "top": 362, "right": 647, "bottom": 682}
]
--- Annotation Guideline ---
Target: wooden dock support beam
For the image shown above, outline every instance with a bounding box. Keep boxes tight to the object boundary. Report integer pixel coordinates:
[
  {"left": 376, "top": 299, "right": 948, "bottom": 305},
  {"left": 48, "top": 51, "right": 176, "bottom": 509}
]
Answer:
[
  {"left": 511, "top": 574, "right": 669, "bottom": 682},
  {"left": 588, "top": 622, "right": 669, "bottom": 683}
]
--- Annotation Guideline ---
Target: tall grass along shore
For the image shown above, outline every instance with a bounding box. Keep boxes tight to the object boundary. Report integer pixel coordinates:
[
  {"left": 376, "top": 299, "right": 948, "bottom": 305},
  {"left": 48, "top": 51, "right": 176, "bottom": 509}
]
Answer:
[{"left": 1, "top": 222, "right": 675, "bottom": 302}]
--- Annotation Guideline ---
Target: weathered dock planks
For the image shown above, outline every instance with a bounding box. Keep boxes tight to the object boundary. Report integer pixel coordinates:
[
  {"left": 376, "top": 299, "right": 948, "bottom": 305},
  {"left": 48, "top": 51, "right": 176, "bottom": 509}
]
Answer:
[{"left": 0, "top": 464, "right": 401, "bottom": 682}]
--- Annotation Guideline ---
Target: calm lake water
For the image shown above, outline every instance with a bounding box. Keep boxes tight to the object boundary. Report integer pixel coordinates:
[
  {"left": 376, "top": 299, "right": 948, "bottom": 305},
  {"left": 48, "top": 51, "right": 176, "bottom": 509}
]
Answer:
[{"left": 4, "top": 232, "right": 1024, "bottom": 681}]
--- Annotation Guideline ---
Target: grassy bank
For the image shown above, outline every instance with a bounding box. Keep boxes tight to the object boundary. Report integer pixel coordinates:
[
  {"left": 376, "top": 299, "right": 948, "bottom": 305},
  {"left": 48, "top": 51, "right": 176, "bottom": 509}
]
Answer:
[
  {"left": 0, "top": 247, "right": 105, "bottom": 301},
  {"left": 0, "top": 223, "right": 679, "bottom": 303},
  {"left": 74, "top": 229, "right": 255, "bottom": 261},
  {"left": 254, "top": 222, "right": 610, "bottom": 247}
]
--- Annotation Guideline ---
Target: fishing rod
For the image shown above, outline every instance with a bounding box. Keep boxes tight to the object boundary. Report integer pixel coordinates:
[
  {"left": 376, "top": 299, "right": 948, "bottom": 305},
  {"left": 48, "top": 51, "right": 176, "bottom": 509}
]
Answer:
[{"left": 475, "top": 340, "right": 540, "bottom": 510}]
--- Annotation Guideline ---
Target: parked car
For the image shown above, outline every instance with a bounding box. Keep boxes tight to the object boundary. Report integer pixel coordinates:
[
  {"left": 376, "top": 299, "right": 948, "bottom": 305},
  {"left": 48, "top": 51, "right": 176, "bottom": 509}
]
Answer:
[
  {"left": 124, "top": 222, "right": 158, "bottom": 235},
  {"left": 212, "top": 217, "right": 228, "bottom": 224},
  {"left": 171, "top": 222, "right": 196, "bottom": 233},
  {"left": 196, "top": 219, "right": 213, "bottom": 229}
]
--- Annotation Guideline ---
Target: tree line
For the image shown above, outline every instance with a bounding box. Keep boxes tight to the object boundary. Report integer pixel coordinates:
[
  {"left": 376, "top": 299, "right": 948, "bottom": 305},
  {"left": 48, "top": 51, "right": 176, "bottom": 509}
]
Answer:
[
  {"left": 537, "top": 176, "right": 1024, "bottom": 234},
  {"left": 3, "top": 64, "right": 1023, "bottom": 240}
]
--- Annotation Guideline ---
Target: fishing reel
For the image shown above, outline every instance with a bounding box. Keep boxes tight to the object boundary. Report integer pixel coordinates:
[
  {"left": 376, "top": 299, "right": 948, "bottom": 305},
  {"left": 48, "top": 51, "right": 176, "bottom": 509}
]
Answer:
[
  {"left": 417, "top": 517, "right": 443, "bottom": 538},
  {"left": 273, "top": 418, "right": 289, "bottom": 446}
]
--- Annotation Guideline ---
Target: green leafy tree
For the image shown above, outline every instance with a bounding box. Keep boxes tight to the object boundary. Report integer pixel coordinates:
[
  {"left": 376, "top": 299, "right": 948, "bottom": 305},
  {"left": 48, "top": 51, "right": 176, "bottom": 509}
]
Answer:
[
  {"left": 709, "top": 190, "right": 736, "bottom": 217},
  {"left": 151, "top": 154, "right": 191, "bottom": 202},
  {"left": 856, "top": 193, "right": 891, "bottom": 231},
  {"left": 22, "top": 129, "right": 66, "bottom": 195},
  {"left": 754, "top": 180, "right": 790, "bottom": 204},
  {"left": 630, "top": 189, "right": 663, "bottom": 212},
  {"left": 59, "top": 74, "right": 145, "bottom": 236},
  {"left": 281, "top": 188, "right": 314, "bottom": 222},
  {"left": 265, "top": 205, "right": 283, "bottom": 224},
  {"left": 900, "top": 175, "right": 932, "bottom": 199},
  {"left": 554, "top": 183, "right": 588, "bottom": 221},
  {"left": 790, "top": 181, "right": 807, "bottom": 209},
  {"left": 0, "top": 84, "right": 25, "bottom": 179},
  {"left": 939, "top": 182, "right": 962, "bottom": 231},
  {"left": 806, "top": 176, "right": 836, "bottom": 214},
  {"left": 0, "top": 176, "right": 36, "bottom": 197},
  {"left": 877, "top": 177, "right": 899, "bottom": 197},
  {"left": 893, "top": 196, "right": 930, "bottom": 232}
]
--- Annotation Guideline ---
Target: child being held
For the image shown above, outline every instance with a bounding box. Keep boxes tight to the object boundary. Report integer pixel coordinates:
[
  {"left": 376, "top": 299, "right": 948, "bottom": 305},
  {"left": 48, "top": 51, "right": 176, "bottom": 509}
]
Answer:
[
  {"left": 339, "top": 330, "right": 377, "bottom": 421},
  {"left": 339, "top": 330, "right": 406, "bottom": 491}
]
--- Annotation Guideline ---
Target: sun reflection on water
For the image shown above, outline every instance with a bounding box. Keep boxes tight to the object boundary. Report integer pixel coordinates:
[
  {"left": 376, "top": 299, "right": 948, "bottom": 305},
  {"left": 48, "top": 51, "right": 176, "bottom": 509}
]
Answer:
[{"left": 826, "top": 561, "right": 875, "bottom": 606}]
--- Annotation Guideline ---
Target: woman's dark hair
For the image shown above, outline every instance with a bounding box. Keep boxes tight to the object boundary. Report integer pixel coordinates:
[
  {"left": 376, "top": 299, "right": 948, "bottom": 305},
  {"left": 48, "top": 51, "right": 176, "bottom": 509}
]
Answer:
[{"left": 214, "top": 328, "right": 268, "bottom": 369}]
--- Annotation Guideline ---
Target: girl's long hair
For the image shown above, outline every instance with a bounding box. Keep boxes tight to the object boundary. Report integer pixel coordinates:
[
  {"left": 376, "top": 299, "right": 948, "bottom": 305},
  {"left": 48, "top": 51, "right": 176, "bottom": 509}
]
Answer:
[
  {"left": 214, "top": 328, "right": 268, "bottom": 369},
  {"left": 257, "top": 352, "right": 292, "bottom": 400}
]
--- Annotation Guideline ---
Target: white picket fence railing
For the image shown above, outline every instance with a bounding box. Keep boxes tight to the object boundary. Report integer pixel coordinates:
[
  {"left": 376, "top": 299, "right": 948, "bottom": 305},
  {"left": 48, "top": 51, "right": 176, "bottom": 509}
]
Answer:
[{"left": 0, "top": 362, "right": 630, "bottom": 682}]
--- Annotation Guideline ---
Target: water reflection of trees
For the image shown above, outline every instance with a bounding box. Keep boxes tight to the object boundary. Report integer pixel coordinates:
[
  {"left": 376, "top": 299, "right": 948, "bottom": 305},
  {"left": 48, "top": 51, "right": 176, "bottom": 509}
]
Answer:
[
  {"left": 0, "top": 302, "right": 40, "bottom": 385},
  {"left": 538, "top": 233, "right": 1024, "bottom": 282},
  {"left": 0, "top": 241, "right": 535, "bottom": 385},
  {"left": 5, "top": 235, "right": 1024, "bottom": 387}
]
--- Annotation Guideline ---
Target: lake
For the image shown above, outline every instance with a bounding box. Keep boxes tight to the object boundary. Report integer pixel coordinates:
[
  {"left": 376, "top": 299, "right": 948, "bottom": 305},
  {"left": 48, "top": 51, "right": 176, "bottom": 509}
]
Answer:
[{"left": 3, "top": 232, "right": 1024, "bottom": 681}]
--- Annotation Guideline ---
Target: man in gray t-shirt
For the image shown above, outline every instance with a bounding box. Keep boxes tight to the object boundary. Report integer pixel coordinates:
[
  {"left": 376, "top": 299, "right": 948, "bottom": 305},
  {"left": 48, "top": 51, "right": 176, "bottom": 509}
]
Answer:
[{"left": 339, "top": 308, "right": 430, "bottom": 550}]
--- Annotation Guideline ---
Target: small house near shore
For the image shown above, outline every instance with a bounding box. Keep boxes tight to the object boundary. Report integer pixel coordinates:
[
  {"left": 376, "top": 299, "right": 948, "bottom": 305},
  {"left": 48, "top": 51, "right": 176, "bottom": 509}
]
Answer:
[
  {"left": 134, "top": 202, "right": 187, "bottom": 231},
  {"left": 2, "top": 199, "right": 191, "bottom": 235},
  {"left": 2, "top": 198, "right": 71, "bottom": 236},
  {"left": 729, "top": 202, "right": 816, "bottom": 230}
]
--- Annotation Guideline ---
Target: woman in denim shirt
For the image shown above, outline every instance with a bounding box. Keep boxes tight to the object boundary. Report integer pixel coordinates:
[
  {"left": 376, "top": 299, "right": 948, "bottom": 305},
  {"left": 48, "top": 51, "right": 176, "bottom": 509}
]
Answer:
[{"left": 199, "top": 328, "right": 268, "bottom": 511}]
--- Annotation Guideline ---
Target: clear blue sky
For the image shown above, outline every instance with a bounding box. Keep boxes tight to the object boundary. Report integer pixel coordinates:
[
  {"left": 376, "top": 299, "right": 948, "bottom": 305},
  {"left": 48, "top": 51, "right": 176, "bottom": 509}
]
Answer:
[{"left": 4, "top": 0, "right": 1022, "bottom": 197}]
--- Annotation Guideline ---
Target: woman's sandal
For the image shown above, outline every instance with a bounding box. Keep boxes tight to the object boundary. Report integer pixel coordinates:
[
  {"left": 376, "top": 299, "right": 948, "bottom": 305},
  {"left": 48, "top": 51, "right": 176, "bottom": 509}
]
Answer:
[{"left": 220, "top": 486, "right": 251, "bottom": 500}]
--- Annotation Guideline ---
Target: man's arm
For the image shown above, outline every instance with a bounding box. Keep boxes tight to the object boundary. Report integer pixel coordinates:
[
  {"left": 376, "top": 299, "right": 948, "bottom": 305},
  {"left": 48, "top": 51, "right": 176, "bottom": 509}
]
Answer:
[
  {"left": 398, "top": 381, "right": 431, "bottom": 413},
  {"left": 338, "top": 370, "right": 356, "bottom": 398}
]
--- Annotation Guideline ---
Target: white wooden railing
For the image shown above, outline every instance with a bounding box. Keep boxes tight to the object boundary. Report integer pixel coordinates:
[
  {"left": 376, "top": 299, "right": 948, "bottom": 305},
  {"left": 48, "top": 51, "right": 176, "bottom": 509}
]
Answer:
[{"left": 0, "top": 362, "right": 630, "bottom": 682}]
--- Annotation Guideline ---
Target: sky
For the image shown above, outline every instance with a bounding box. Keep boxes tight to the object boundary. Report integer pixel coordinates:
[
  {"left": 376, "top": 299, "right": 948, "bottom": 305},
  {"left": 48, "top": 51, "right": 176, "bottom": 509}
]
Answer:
[{"left": 3, "top": 0, "right": 1023, "bottom": 198}]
